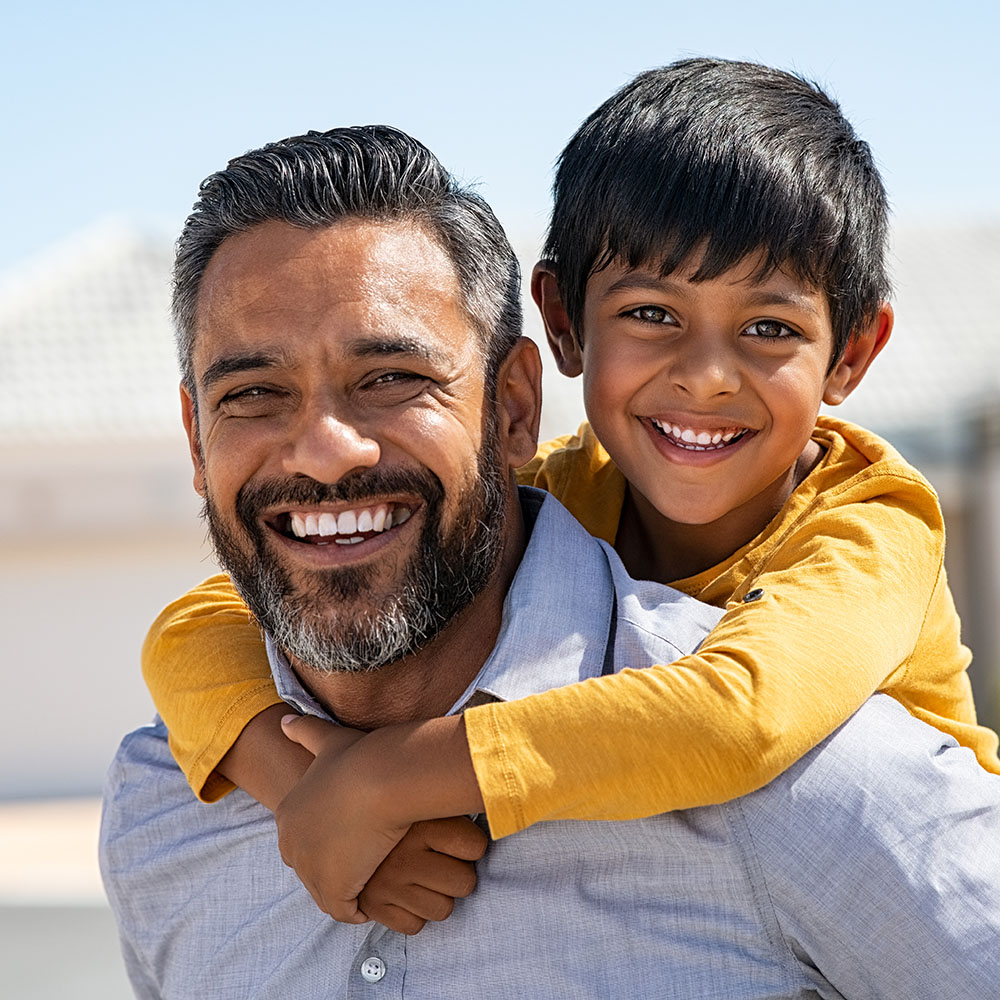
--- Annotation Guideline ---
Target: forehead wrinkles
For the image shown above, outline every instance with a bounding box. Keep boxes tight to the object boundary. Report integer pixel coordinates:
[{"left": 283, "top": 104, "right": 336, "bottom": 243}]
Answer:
[{"left": 192, "top": 219, "right": 473, "bottom": 357}]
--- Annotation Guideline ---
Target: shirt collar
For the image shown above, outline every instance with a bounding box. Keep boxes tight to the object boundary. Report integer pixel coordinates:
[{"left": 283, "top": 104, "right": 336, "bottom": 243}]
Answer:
[{"left": 264, "top": 487, "right": 616, "bottom": 718}]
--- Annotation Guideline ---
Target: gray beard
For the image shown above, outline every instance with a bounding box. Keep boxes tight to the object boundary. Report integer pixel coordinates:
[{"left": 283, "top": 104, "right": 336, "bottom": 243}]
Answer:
[{"left": 202, "top": 444, "right": 507, "bottom": 676}]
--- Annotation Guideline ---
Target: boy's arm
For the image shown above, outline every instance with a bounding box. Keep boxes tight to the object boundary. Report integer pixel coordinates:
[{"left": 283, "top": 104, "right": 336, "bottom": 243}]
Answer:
[
  {"left": 142, "top": 574, "right": 287, "bottom": 801},
  {"left": 466, "top": 481, "right": 995, "bottom": 837},
  {"left": 276, "top": 713, "right": 485, "bottom": 928}
]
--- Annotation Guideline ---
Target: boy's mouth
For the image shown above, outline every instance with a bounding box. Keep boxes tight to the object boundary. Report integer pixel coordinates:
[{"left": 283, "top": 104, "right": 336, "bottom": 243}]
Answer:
[
  {"left": 649, "top": 419, "right": 751, "bottom": 452},
  {"left": 270, "top": 502, "right": 415, "bottom": 545}
]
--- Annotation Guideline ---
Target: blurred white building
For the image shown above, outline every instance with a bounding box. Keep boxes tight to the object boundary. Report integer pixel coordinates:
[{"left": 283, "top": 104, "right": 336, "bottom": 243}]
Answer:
[{"left": 0, "top": 219, "right": 997, "bottom": 800}]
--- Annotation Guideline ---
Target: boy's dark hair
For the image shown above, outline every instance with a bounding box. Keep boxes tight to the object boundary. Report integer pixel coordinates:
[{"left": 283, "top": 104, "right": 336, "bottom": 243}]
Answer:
[
  {"left": 174, "top": 125, "right": 521, "bottom": 393},
  {"left": 544, "top": 58, "right": 890, "bottom": 361}
]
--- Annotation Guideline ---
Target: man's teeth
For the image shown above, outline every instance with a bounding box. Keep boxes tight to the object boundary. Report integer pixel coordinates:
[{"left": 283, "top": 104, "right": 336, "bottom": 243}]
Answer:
[
  {"left": 289, "top": 505, "right": 412, "bottom": 541},
  {"left": 651, "top": 420, "right": 746, "bottom": 450}
]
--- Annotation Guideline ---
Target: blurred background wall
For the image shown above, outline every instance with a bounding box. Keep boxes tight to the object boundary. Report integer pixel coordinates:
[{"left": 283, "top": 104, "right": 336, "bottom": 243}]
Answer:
[{"left": 1, "top": 1, "right": 997, "bottom": 996}]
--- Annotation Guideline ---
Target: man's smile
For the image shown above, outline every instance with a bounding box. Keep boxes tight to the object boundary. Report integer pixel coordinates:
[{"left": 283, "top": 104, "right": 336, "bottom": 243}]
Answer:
[{"left": 274, "top": 503, "right": 415, "bottom": 545}]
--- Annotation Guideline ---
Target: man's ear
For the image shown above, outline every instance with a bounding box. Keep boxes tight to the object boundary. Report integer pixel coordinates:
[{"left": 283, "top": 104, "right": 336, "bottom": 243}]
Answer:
[
  {"left": 530, "top": 260, "right": 583, "bottom": 378},
  {"left": 494, "top": 337, "right": 542, "bottom": 470},
  {"left": 823, "top": 303, "right": 893, "bottom": 406},
  {"left": 180, "top": 383, "right": 207, "bottom": 497}
]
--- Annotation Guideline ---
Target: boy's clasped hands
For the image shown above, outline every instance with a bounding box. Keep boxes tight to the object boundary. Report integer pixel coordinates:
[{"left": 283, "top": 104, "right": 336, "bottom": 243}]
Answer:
[{"left": 276, "top": 712, "right": 488, "bottom": 935}]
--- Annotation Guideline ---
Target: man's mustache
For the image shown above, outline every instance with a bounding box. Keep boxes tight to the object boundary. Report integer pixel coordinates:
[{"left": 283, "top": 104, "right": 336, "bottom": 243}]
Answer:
[{"left": 233, "top": 468, "right": 445, "bottom": 525}]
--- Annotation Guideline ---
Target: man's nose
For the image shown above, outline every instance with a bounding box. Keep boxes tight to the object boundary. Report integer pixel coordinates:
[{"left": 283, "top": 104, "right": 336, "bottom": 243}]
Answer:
[
  {"left": 281, "top": 406, "right": 381, "bottom": 483},
  {"left": 668, "top": 332, "right": 741, "bottom": 399}
]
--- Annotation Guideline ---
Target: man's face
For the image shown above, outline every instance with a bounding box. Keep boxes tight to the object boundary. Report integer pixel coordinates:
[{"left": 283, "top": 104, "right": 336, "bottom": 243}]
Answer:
[{"left": 183, "top": 218, "right": 507, "bottom": 673}]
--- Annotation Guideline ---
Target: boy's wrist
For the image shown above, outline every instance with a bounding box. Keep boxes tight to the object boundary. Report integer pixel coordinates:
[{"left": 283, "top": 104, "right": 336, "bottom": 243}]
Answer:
[{"left": 358, "top": 714, "right": 484, "bottom": 825}]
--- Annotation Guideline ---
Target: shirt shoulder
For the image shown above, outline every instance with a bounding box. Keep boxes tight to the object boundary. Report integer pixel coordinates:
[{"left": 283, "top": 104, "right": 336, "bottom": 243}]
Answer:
[
  {"left": 808, "top": 416, "right": 941, "bottom": 509},
  {"left": 735, "top": 695, "right": 1000, "bottom": 996},
  {"left": 517, "top": 423, "right": 626, "bottom": 544}
]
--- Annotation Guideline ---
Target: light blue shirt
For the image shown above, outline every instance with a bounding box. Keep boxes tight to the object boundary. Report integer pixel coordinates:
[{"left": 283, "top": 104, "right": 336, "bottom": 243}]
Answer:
[{"left": 101, "top": 489, "right": 1000, "bottom": 999}]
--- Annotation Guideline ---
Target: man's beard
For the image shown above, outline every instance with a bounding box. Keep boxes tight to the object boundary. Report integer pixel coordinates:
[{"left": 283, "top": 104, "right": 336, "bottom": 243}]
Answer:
[{"left": 203, "top": 438, "right": 507, "bottom": 675}]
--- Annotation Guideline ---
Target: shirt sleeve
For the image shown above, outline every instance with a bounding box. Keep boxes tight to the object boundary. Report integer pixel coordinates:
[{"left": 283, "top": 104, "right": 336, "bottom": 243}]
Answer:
[
  {"left": 141, "top": 574, "right": 283, "bottom": 801},
  {"left": 739, "top": 696, "right": 1000, "bottom": 997},
  {"left": 464, "top": 479, "right": 956, "bottom": 838}
]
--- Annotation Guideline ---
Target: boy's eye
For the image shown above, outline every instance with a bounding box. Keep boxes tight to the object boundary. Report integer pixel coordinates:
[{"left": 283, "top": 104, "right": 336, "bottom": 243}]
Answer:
[
  {"left": 744, "top": 320, "right": 797, "bottom": 339},
  {"left": 626, "top": 305, "right": 677, "bottom": 324}
]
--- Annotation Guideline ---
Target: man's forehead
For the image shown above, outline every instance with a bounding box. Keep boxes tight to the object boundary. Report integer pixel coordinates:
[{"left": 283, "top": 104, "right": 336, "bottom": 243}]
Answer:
[
  {"left": 190, "top": 217, "right": 474, "bottom": 370},
  {"left": 198, "top": 218, "right": 460, "bottom": 311}
]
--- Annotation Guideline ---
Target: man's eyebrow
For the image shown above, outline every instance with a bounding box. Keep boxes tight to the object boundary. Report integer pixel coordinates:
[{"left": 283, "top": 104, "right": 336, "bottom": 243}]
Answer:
[
  {"left": 347, "top": 335, "right": 448, "bottom": 366},
  {"left": 200, "top": 351, "right": 286, "bottom": 392}
]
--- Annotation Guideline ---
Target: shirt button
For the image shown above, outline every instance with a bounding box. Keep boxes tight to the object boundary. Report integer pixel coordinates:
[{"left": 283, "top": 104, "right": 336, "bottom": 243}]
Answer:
[{"left": 360, "top": 957, "right": 386, "bottom": 983}]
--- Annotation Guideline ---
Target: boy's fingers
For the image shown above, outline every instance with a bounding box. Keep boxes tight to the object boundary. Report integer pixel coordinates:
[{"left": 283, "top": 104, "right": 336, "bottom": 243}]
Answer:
[
  {"left": 369, "top": 826, "right": 480, "bottom": 899},
  {"left": 361, "top": 901, "right": 429, "bottom": 936},
  {"left": 300, "top": 878, "right": 369, "bottom": 925},
  {"left": 416, "top": 817, "right": 489, "bottom": 862},
  {"left": 280, "top": 714, "right": 359, "bottom": 756},
  {"left": 361, "top": 885, "right": 457, "bottom": 932}
]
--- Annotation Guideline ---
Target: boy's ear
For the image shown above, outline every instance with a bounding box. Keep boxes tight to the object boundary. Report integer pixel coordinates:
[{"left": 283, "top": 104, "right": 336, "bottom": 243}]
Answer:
[
  {"left": 531, "top": 260, "right": 583, "bottom": 378},
  {"left": 494, "top": 336, "right": 543, "bottom": 470},
  {"left": 180, "top": 383, "right": 208, "bottom": 497},
  {"left": 823, "top": 303, "right": 893, "bottom": 406}
]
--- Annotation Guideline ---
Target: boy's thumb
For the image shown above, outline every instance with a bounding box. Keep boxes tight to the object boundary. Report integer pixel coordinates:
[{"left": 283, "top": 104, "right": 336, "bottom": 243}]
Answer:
[{"left": 280, "top": 713, "right": 331, "bottom": 755}]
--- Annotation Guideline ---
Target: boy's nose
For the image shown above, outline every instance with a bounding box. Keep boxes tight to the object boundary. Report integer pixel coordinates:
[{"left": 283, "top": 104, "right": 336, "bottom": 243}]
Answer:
[
  {"left": 668, "top": 338, "right": 741, "bottom": 399},
  {"left": 281, "top": 406, "right": 381, "bottom": 484}
]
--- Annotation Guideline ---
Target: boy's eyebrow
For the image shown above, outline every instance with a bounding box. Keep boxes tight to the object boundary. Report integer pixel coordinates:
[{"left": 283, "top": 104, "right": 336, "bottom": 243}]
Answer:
[
  {"left": 602, "top": 273, "right": 682, "bottom": 297},
  {"left": 602, "top": 273, "right": 824, "bottom": 317},
  {"left": 740, "top": 289, "right": 824, "bottom": 317}
]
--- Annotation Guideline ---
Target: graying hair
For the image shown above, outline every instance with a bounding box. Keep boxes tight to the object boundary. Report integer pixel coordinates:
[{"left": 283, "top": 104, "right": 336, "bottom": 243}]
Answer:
[{"left": 173, "top": 125, "right": 522, "bottom": 393}]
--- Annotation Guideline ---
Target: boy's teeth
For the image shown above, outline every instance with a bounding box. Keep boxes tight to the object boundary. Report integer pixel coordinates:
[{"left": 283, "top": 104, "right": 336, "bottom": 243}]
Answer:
[
  {"left": 287, "top": 504, "right": 411, "bottom": 541},
  {"left": 652, "top": 419, "right": 745, "bottom": 451}
]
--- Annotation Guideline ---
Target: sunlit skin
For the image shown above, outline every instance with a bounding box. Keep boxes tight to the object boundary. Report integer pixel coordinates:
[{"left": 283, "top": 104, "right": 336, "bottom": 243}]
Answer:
[
  {"left": 533, "top": 254, "right": 891, "bottom": 583},
  {"left": 179, "top": 216, "right": 544, "bottom": 933},
  {"left": 182, "top": 217, "right": 533, "bottom": 728}
]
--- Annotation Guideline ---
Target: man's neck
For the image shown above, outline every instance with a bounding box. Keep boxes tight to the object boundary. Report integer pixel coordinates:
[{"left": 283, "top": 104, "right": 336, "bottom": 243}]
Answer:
[{"left": 290, "top": 494, "right": 527, "bottom": 730}]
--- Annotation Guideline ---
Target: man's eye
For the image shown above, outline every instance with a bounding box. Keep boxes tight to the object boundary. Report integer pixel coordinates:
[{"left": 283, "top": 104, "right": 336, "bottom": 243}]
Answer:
[
  {"left": 744, "top": 320, "right": 797, "bottom": 339},
  {"left": 218, "top": 386, "right": 281, "bottom": 415},
  {"left": 626, "top": 306, "right": 676, "bottom": 324},
  {"left": 364, "top": 371, "right": 431, "bottom": 392}
]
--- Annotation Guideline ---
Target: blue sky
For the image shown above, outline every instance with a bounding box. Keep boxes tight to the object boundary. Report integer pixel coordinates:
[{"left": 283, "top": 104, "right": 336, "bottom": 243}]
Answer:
[{"left": 2, "top": 0, "right": 997, "bottom": 274}]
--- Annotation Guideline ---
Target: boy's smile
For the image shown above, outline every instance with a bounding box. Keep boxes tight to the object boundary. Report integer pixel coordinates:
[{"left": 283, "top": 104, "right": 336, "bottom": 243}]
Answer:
[{"left": 535, "top": 252, "right": 890, "bottom": 579}]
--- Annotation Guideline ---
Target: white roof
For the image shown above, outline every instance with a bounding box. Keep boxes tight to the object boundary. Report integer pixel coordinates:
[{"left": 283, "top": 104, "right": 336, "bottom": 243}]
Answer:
[
  {"left": 3, "top": 219, "right": 997, "bottom": 453},
  {"left": 0, "top": 219, "right": 179, "bottom": 444},
  {"left": 828, "top": 224, "right": 1000, "bottom": 450}
]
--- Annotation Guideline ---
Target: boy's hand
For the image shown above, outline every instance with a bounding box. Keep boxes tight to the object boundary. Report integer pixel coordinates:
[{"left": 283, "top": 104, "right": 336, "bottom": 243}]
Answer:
[
  {"left": 275, "top": 714, "right": 398, "bottom": 924},
  {"left": 359, "top": 817, "right": 488, "bottom": 935},
  {"left": 276, "top": 712, "right": 487, "bottom": 928}
]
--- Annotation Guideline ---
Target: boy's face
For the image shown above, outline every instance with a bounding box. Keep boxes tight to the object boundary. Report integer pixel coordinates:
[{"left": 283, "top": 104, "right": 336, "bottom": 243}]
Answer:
[{"left": 537, "top": 252, "right": 889, "bottom": 545}]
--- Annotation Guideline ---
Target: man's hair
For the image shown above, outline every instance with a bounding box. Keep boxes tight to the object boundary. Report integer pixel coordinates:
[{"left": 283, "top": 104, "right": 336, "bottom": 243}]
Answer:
[
  {"left": 544, "top": 58, "right": 890, "bottom": 360},
  {"left": 174, "top": 125, "right": 521, "bottom": 391}
]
